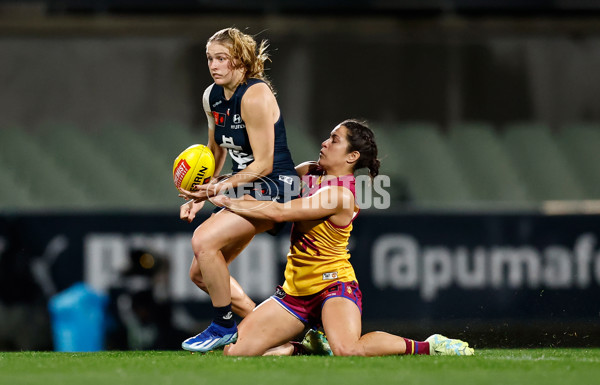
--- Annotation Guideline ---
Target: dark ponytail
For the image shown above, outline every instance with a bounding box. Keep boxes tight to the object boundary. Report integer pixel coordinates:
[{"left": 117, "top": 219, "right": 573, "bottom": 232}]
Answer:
[{"left": 341, "top": 119, "right": 380, "bottom": 179}]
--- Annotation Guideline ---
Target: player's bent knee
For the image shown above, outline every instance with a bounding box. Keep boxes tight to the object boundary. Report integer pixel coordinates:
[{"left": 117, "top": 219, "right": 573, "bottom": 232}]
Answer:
[{"left": 190, "top": 234, "right": 211, "bottom": 254}]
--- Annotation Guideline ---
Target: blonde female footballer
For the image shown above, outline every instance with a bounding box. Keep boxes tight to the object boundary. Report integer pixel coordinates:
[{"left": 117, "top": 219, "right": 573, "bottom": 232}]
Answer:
[{"left": 178, "top": 28, "right": 299, "bottom": 352}]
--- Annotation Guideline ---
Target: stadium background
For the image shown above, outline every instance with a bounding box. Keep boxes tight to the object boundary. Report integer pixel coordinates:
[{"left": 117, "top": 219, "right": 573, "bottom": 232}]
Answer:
[{"left": 1, "top": 0, "right": 599, "bottom": 351}]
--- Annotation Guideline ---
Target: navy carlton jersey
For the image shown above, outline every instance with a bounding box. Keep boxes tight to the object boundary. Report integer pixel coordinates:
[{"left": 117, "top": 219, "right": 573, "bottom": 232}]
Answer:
[{"left": 205, "top": 78, "right": 298, "bottom": 197}]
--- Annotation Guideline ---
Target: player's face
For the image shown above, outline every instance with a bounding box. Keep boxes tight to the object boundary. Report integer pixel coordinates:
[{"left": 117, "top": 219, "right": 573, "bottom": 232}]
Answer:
[
  {"left": 318, "top": 124, "right": 355, "bottom": 172},
  {"left": 206, "top": 42, "right": 244, "bottom": 88}
]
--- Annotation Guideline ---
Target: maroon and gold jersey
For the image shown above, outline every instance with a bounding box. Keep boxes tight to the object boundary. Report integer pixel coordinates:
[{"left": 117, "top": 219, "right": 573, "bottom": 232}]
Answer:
[{"left": 282, "top": 173, "right": 359, "bottom": 296}]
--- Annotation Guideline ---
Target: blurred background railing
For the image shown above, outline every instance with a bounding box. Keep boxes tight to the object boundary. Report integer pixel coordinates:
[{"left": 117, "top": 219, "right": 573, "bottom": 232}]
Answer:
[{"left": 1, "top": 0, "right": 600, "bottom": 351}]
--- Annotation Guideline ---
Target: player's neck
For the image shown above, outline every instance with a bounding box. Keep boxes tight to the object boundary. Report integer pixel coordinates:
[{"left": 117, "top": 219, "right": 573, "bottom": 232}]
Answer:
[
  {"left": 223, "top": 73, "right": 245, "bottom": 99},
  {"left": 322, "top": 167, "right": 354, "bottom": 180}
]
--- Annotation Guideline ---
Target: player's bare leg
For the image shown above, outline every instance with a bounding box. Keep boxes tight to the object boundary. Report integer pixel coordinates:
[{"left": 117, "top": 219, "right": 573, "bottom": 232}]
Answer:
[
  {"left": 182, "top": 210, "right": 273, "bottom": 352},
  {"left": 322, "top": 297, "right": 473, "bottom": 356},
  {"left": 224, "top": 298, "right": 304, "bottom": 356},
  {"left": 262, "top": 343, "right": 295, "bottom": 356},
  {"left": 189, "top": 246, "right": 256, "bottom": 318},
  {"left": 322, "top": 297, "right": 408, "bottom": 356},
  {"left": 189, "top": 261, "right": 255, "bottom": 318},
  {"left": 229, "top": 276, "right": 255, "bottom": 317}
]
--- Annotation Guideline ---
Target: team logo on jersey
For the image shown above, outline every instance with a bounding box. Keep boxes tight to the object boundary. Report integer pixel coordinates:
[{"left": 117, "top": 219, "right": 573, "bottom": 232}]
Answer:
[
  {"left": 212, "top": 111, "right": 226, "bottom": 127},
  {"left": 233, "top": 114, "right": 242, "bottom": 124}
]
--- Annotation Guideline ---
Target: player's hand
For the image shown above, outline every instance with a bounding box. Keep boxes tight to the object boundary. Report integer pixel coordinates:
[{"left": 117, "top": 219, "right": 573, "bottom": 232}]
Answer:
[
  {"left": 180, "top": 199, "right": 204, "bottom": 223},
  {"left": 178, "top": 184, "right": 218, "bottom": 203}
]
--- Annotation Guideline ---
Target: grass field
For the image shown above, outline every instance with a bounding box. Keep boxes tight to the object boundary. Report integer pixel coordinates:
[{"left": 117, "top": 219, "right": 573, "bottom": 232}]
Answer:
[{"left": 1, "top": 349, "right": 599, "bottom": 385}]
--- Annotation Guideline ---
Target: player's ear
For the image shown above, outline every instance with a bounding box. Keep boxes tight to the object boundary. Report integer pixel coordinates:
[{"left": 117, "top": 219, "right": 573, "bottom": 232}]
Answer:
[{"left": 346, "top": 150, "right": 360, "bottom": 165}]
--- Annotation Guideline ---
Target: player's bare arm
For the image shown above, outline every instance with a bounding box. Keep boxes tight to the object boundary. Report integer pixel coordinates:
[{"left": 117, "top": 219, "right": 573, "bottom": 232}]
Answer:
[
  {"left": 181, "top": 83, "right": 277, "bottom": 204},
  {"left": 211, "top": 185, "right": 355, "bottom": 225},
  {"left": 223, "top": 82, "right": 276, "bottom": 183}
]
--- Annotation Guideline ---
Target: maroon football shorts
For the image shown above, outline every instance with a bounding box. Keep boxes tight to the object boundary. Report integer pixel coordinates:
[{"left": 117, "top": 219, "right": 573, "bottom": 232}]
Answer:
[{"left": 271, "top": 281, "right": 363, "bottom": 326}]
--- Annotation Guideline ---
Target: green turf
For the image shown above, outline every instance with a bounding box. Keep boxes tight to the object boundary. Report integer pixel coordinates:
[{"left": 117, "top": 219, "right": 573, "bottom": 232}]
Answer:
[{"left": 1, "top": 349, "right": 599, "bottom": 385}]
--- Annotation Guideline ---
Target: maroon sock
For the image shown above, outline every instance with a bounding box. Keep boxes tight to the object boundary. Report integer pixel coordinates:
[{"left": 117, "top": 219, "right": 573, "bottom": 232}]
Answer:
[{"left": 402, "top": 338, "right": 430, "bottom": 355}]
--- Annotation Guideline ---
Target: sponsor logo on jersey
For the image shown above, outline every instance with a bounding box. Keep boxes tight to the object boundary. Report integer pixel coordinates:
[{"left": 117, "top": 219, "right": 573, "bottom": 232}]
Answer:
[
  {"left": 212, "top": 100, "right": 222, "bottom": 107},
  {"left": 212, "top": 111, "right": 226, "bottom": 127},
  {"left": 322, "top": 272, "right": 338, "bottom": 280},
  {"left": 233, "top": 114, "right": 242, "bottom": 124}
]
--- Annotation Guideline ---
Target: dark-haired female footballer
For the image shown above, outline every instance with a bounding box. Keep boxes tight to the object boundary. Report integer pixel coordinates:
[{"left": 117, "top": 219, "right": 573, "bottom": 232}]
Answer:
[
  {"left": 177, "top": 27, "right": 299, "bottom": 352},
  {"left": 211, "top": 120, "right": 475, "bottom": 357}
]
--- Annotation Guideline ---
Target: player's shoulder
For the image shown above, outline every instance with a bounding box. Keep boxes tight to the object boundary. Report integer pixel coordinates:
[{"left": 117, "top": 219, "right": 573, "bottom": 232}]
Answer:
[
  {"left": 295, "top": 161, "right": 320, "bottom": 178},
  {"left": 242, "top": 80, "right": 273, "bottom": 101},
  {"left": 202, "top": 83, "right": 216, "bottom": 107},
  {"left": 202, "top": 84, "right": 216, "bottom": 115},
  {"left": 203, "top": 83, "right": 216, "bottom": 96}
]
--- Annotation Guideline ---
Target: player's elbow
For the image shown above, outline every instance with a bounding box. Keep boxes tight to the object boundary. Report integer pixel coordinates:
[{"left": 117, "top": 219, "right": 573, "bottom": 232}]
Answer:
[
  {"left": 260, "top": 164, "right": 273, "bottom": 176},
  {"left": 265, "top": 205, "right": 286, "bottom": 223},
  {"left": 251, "top": 157, "right": 273, "bottom": 177}
]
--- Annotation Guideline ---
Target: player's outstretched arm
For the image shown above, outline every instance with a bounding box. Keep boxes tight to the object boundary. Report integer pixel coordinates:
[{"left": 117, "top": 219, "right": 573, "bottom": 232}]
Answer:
[{"left": 211, "top": 186, "right": 355, "bottom": 224}]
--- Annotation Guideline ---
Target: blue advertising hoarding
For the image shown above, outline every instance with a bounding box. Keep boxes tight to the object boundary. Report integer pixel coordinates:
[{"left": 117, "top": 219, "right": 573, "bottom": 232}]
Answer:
[{"left": 1, "top": 211, "right": 599, "bottom": 325}]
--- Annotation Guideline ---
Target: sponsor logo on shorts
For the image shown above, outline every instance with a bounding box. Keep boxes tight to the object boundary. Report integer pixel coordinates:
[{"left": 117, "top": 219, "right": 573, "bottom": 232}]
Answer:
[
  {"left": 279, "top": 175, "right": 294, "bottom": 185},
  {"left": 274, "top": 286, "right": 286, "bottom": 299}
]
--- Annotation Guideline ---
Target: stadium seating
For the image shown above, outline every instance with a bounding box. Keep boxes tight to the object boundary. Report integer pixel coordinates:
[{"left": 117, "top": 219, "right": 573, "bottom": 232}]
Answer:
[
  {"left": 501, "top": 122, "right": 586, "bottom": 201},
  {"left": 146, "top": 121, "right": 201, "bottom": 166},
  {"left": 385, "top": 122, "right": 474, "bottom": 206},
  {"left": 0, "top": 126, "right": 91, "bottom": 209},
  {"left": 0, "top": 159, "right": 40, "bottom": 210},
  {"left": 555, "top": 123, "right": 600, "bottom": 199},
  {"left": 36, "top": 122, "right": 146, "bottom": 209},
  {"left": 447, "top": 122, "right": 532, "bottom": 204},
  {"left": 2, "top": 121, "right": 600, "bottom": 210},
  {"left": 90, "top": 122, "right": 180, "bottom": 208},
  {"left": 284, "top": 124, "right": 321, "bottom": 165},
  {"left": 369, "top": 123, "right": 411, "bottom": 203}
]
